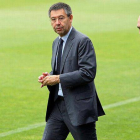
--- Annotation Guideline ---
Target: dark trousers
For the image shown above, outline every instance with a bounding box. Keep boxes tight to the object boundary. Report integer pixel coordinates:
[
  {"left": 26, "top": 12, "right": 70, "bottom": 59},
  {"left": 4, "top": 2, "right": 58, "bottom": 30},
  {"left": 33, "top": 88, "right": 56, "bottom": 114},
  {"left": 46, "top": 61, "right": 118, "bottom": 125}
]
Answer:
[{"left": 42, "top": 97, "right": 97, "bottom": 140}]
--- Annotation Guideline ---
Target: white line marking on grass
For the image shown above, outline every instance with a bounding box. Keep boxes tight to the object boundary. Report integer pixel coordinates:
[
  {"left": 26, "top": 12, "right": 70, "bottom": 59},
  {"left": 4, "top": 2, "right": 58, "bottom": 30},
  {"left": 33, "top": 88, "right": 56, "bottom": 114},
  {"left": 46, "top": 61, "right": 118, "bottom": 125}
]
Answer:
[
  {"left": 103, "top": 96, "right": 140, "bottom": 109},
  {"left": 0, "top": 96, "right": 140, "bottom": 138},
  {"left": 0, "top": 122, "right": 46, "bottom": 138}
]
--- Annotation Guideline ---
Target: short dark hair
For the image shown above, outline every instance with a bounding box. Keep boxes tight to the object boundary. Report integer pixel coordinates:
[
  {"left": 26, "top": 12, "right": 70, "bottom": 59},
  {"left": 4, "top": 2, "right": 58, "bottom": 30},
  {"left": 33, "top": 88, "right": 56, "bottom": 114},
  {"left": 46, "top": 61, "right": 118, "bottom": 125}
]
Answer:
[{"left": 48, "top": 2, "right": 72, "bottom": 17}]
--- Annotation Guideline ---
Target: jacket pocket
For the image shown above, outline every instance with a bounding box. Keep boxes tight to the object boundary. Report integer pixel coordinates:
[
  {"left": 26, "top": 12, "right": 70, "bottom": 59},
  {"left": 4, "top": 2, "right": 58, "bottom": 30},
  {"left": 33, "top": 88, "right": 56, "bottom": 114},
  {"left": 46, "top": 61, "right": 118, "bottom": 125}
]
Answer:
[{"left": 75, "top": 91, "right": 93, "bottom": 101}]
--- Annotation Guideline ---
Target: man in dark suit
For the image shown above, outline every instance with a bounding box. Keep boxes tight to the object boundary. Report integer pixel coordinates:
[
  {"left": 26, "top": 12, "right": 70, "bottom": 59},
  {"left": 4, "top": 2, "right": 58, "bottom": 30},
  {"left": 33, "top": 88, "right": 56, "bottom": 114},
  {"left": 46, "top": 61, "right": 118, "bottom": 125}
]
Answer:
[{"left": 38, "top": 2, "right": 105, "bottom": 140}]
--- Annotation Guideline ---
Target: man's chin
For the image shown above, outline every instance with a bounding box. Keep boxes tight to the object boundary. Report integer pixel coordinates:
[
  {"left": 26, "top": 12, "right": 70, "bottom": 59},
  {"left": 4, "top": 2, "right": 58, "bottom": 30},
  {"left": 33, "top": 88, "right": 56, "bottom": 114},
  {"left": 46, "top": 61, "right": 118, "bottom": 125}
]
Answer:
[
  {"left": 55, "top": 30, "right": 62, "bottom": 34},
  {"left": 56, "top": 31, "right": 66, "bottom": 37}
]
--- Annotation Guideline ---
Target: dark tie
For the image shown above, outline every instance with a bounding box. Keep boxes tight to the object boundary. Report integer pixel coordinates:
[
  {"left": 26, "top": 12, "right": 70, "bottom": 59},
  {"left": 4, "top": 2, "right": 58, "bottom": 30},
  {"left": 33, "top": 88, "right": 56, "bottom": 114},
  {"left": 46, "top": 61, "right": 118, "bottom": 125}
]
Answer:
[
  {"left": 56, "top": 38, "right": 63, "bottom": 74},
  {"left": 54, "top": 38, "right": 63, "bottom": 101}
]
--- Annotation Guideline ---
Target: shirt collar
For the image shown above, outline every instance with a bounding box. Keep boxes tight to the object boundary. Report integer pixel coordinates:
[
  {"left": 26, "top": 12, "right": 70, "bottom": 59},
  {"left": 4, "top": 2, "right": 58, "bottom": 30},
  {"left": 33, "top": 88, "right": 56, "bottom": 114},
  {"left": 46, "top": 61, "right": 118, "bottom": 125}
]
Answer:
[{"left": 59, "top": 26, "right": 72, "bottom": 42}]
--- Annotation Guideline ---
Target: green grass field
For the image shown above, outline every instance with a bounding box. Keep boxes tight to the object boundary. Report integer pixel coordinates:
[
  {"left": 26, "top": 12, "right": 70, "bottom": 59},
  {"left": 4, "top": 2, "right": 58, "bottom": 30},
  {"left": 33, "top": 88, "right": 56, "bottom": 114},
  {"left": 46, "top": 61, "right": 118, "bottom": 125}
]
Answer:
[{"left": 0, "top": 0, "right": 140, "bottom": 139}]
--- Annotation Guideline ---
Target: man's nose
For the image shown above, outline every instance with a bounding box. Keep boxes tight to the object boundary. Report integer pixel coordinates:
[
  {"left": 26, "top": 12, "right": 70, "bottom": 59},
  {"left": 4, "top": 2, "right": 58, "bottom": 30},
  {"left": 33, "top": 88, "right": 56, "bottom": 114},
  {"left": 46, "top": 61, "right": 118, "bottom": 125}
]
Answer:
[{"left": 56, "top": 18, "right": 60, "bottom": 25}]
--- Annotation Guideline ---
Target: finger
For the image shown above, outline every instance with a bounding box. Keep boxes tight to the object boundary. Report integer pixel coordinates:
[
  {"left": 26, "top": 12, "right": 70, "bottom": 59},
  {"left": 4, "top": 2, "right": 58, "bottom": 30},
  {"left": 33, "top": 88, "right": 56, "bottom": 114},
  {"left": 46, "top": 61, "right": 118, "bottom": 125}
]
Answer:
[
  {"left": 43, "top": 72, "right": 49, "bottom": 76},
  {"left": 42, "top": 81, "right": 46, "bottom": 86},
  {"left": 38, "top": 76, "right": 42, "bottom": 80},
  {"left": 45, "top": 72, "right": 48, "bottom": 75},
  {"left": 42, "top": 79, "right": 48, "bottom": 86},
  {"left": 38, "top": 75, "right": 44, "bottom": 80},
  {"left": 42, "top": 72, "right": 47, "bottom": 75},
  {"left": 42, "top": 75, "right": 46, "bottom": 78},
  {"left": 38, "top": 80, "right": 43, "bottom": 83},
  {"left": 40, "top": 76, "right": 47, "bottom": 82},
  {"left": 41, "top": 84, "right": 44, "bottom": 88}
]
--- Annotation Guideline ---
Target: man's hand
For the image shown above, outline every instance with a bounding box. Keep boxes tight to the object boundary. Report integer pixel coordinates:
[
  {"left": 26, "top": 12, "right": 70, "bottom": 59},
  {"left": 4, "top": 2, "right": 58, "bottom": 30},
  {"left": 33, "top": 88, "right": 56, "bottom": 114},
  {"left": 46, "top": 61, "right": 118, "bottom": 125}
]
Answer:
[
  {"left": 38, "top": 75, "right": 60, "bottom": 87},
  {"left": 38, "top": 72, "right": 50, "bottom": 80},
  {"left": 38, "top": 72, "right": 50, "bottom": 88}
]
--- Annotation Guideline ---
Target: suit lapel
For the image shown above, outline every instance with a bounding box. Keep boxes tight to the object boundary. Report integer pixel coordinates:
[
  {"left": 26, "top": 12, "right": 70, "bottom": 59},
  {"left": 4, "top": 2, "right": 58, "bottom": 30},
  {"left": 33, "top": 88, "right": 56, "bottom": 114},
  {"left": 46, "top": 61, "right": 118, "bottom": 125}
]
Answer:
[{"left": 60, "top": 28, "right": 75, "bottom": 73}]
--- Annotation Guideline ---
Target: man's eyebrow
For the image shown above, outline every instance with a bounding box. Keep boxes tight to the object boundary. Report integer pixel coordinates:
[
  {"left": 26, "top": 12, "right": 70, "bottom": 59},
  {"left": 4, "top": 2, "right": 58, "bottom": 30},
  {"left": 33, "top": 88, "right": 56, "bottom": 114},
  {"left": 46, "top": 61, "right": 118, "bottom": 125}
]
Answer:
[{"left": 51, "top": 15, "right": 65, "bottom": 18}]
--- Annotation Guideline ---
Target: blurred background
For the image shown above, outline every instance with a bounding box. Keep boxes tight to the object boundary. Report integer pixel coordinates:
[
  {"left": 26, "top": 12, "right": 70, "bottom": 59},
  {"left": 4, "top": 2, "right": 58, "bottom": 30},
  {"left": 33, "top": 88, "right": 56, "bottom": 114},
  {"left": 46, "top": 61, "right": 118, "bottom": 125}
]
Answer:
[{"left": 0, "top": 0, "right": 140, "bottom": 139}]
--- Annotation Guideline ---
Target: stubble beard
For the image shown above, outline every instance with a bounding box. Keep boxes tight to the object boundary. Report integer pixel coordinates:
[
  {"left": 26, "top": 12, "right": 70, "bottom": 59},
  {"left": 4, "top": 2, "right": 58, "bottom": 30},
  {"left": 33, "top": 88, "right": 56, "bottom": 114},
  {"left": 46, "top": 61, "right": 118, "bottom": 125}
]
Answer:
[
  {"left": 54, "top": 25, "right": 71, "bottom": 37},
  {"left": 54, "top": 28, "right": 68, "bottom": 37}
]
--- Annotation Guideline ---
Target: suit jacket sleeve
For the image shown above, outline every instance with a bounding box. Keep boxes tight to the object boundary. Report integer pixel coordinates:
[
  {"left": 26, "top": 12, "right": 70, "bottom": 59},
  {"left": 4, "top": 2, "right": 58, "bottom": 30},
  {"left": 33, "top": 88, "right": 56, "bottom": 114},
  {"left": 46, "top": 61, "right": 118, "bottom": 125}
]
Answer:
[
  {"left": 49, "top": 71, "right": 53, "bottom": 75},
  {"left": 60, "top": 38, "right": 96, "bottom": 88}
]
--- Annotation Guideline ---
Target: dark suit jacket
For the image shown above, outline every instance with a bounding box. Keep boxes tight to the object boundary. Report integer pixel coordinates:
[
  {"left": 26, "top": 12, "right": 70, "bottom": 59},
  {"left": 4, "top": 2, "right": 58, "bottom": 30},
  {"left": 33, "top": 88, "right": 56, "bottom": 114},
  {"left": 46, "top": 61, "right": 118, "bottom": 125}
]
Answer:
[{"left": 46, "top": 27, "right": 105, "bottom": 126}]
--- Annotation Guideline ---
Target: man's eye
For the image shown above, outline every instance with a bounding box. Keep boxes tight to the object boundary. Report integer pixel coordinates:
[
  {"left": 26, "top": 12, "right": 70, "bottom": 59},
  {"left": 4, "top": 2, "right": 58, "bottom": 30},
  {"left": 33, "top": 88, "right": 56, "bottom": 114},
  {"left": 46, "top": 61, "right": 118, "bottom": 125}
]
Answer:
[
  {"left": 59, "top": 17, "right": 64, "bottom": 20},
  {"left": 51, "top": 19, "right": 56, "bottom": 21}
]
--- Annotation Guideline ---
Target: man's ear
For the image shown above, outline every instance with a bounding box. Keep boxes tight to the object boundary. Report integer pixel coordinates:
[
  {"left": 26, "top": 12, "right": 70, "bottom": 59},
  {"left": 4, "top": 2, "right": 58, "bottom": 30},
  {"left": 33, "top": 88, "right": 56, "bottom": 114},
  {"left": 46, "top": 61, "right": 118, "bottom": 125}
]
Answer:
[{"left": 69, "top": 15, "right": 73, "bottom": 23}]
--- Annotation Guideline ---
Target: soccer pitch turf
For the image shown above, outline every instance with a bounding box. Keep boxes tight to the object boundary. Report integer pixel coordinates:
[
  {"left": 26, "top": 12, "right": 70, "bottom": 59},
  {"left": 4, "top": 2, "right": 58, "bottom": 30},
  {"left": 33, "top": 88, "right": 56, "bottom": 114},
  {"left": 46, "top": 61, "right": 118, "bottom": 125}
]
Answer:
[{"left": 0, "top": 0, "right": 140, "bottom": 139}]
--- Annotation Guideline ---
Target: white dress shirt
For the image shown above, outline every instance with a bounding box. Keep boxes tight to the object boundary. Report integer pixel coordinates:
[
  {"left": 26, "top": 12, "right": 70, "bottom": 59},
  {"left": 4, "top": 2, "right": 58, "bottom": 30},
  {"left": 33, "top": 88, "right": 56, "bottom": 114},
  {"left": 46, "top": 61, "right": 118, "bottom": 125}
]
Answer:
[{"left": 58, "top": 26, "right": 72, "bottom": 96}]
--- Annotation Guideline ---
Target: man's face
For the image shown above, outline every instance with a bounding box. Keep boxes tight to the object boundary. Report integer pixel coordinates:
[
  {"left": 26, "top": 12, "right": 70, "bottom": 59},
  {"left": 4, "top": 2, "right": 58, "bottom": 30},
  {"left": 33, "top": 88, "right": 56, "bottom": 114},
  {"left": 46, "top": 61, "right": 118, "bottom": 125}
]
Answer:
[
  {"left": 137, "top": 16, "right": 140, "bottom": 34},
  {"left": 50, "top": 9, "right": 73, "bottom": 37}
]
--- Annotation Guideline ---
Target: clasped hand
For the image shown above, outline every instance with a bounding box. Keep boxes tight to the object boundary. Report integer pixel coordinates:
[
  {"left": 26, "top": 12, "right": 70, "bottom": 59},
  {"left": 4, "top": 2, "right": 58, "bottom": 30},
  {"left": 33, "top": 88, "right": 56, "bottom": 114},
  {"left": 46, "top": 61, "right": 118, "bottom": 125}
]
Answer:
[{"left": 38, "top": 72, "right": 60, "bottom": 88}]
